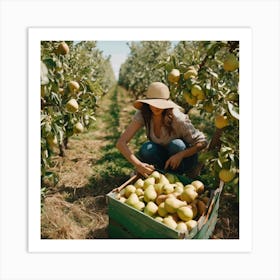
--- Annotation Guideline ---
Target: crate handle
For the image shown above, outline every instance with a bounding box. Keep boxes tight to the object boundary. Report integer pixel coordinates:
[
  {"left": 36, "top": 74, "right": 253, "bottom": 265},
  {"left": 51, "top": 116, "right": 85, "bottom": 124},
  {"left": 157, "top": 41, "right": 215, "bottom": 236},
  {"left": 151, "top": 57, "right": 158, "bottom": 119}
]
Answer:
[{"left": 112, "top": 174, "right": 140, "bottom": 193}]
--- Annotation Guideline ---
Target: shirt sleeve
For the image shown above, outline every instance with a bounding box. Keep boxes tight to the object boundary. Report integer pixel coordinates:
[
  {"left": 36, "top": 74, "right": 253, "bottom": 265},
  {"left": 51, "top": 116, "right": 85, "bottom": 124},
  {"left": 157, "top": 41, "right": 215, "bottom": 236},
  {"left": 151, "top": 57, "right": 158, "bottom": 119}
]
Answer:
[
  {"left": 133, "top": 110, "right": 145, "bottom": 125},
  {"left": 173, "top": 109, "right": 208, "bottom": 146}
]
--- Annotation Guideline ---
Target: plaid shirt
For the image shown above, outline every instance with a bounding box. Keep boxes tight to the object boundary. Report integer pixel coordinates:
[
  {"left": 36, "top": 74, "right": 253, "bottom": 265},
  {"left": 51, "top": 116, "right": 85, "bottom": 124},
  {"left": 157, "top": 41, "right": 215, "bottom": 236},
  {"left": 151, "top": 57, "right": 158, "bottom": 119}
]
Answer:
[{"left": 133, "top": 108, "right": 208, "bottom": 147}]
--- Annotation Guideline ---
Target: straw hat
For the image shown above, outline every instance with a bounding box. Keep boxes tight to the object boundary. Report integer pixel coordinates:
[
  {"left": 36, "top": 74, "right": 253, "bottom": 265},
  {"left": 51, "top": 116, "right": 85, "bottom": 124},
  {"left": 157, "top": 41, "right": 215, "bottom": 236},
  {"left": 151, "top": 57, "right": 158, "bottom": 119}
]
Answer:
[{"left": 133, "top": 82, "right": 182, "bottom": 110}]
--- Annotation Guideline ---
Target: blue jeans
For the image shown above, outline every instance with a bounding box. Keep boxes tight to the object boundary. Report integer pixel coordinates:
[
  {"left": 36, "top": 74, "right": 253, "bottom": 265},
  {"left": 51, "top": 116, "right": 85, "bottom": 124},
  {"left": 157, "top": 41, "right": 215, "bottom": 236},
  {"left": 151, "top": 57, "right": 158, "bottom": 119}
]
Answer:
[{"left": 138, "top": 139, "right": 198, "bottom": 174}]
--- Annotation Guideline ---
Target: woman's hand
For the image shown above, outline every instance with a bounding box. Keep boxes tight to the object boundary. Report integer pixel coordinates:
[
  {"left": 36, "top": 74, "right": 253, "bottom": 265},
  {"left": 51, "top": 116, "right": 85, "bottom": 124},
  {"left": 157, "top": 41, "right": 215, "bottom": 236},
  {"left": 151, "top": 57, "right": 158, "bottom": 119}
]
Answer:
[
  {"left": 164, "top": 153, "right": 184, "bottom": 170},
  {"left": 135, "top": 162, "right": 155, "bottom": 178}
]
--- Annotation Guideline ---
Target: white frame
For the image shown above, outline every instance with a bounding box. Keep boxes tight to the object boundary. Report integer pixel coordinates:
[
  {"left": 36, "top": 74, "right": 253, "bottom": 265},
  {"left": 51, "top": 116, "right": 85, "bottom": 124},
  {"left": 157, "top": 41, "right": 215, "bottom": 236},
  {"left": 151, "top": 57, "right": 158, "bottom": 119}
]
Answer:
[
  {"left": 1, "top": 1, "right": 279, "bottom": 279},
  {"left": 29, "top": 27, "right": 252, "bottom": 253}
]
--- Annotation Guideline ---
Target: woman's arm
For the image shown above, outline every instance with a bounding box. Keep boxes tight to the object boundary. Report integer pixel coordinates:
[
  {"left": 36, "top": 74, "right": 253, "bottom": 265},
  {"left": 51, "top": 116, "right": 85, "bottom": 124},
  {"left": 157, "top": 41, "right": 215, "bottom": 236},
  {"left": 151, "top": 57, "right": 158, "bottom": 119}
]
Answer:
[
  {"left": 164, "top": 141, "right": 207, "bottom": 170},
  {"left": 116, "top": 119, "right": 155, "bottom": 177}
]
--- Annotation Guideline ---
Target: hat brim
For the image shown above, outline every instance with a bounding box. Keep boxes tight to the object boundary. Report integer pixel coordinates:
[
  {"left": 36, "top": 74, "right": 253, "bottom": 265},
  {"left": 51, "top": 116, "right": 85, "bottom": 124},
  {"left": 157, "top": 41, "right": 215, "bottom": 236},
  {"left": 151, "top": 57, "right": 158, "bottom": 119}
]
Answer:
[{"left": 133, "top": 99, "right": 182, "bottom": 110}]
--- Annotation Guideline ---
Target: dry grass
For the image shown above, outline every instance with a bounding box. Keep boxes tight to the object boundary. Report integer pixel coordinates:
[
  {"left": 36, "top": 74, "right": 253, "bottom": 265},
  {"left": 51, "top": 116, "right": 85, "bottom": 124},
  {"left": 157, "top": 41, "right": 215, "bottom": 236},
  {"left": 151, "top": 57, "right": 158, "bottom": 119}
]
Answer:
[{"left": 41, "top": 193, "right": 108, "bottom": 239}]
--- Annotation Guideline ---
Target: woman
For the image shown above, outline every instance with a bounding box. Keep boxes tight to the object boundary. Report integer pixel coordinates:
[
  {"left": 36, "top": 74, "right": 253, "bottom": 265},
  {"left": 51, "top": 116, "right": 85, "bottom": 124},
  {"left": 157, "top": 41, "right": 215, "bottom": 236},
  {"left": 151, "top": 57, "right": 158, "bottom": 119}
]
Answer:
[{"left": 116, "top": 82, "right": 208, "bottom": 178}]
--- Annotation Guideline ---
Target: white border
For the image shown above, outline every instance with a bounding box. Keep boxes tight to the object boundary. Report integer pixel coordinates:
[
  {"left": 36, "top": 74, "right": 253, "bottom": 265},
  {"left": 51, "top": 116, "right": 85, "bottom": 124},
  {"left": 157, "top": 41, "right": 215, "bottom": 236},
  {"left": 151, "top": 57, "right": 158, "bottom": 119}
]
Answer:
[
  {"left": 1, "top": 1, "right": 279, "bottom": 279},
  {"left": 28, "top": 27, "right": 252, "bottom": 253}
]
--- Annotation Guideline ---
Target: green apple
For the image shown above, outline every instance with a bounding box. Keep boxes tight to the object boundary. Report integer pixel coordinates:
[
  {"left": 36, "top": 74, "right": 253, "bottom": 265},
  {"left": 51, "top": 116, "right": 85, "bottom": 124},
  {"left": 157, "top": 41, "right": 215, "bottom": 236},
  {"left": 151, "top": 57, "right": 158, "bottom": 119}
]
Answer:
[
  {"left": 158, "top": 202, "right": 168, "bottom": 217},
  {"left": 124, "top": 184, "right": 136, "bottom": 198},
  {"left": 144, "top": 186, "right": 157, "bottom": 202},
  {"left": 164, "top": 197, "right": 186, "bottom": 214},
  {"left": 125, "top": 193, "right": 139, "bottom": 206},
  {"left": 134, "top": 178, "right": 144, "bottom": 189},
  {"left": 144, "top": 202, "right": 158, "bottom": 217},
  {"left": 180, "top": 188, "right": 198, "bottom": 203},
  {"left": 163, "top": 216, "right": 177, "bottom": 230},
  {"left": 143, "top": 177, "right": 155, "bottom": 189}
]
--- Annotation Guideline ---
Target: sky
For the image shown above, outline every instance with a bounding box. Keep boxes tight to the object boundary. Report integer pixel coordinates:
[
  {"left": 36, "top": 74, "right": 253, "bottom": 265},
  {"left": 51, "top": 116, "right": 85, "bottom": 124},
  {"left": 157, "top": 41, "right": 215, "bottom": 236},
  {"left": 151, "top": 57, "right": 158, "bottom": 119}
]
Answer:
[
  {"left": 96, "top": 41, "right": 131, "bottom": 79},
  {"left": 96, "top": 41, "right": 179, "bottom": 80}
]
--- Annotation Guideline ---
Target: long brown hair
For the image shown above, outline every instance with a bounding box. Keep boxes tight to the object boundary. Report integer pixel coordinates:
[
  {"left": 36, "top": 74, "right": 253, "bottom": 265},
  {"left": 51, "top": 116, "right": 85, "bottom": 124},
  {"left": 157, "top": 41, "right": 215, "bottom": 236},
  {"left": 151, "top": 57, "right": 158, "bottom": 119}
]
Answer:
[{"left": 140, "top": 104, "right": 174, "bottom": 138}]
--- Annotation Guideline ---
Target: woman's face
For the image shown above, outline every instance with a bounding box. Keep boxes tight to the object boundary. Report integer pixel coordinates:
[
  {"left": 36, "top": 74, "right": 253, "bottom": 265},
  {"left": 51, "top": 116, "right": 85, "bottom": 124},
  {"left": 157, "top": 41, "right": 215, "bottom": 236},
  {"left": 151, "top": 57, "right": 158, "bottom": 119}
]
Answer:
[{"left": 149, "top": 105, "right": 163, "bottom": 116}]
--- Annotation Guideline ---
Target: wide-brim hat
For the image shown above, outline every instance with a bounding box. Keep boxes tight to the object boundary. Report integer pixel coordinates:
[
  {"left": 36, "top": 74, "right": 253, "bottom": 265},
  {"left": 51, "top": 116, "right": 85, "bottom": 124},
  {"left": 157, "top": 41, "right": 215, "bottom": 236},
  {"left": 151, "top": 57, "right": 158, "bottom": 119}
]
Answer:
[{"left": 133, "top": 82, "right": 183, "bottom": 110}]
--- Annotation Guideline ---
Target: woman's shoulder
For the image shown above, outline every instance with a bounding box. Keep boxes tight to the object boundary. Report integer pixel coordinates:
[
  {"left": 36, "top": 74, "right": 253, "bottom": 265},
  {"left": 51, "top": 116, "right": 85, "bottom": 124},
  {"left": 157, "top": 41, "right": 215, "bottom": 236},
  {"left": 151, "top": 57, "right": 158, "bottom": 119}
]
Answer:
[
  {"left": 171, "top": 108, "right": 189, "bottom": 122},
  {"left": 133, "top": 109, "right": 144, "bottom": 124}
]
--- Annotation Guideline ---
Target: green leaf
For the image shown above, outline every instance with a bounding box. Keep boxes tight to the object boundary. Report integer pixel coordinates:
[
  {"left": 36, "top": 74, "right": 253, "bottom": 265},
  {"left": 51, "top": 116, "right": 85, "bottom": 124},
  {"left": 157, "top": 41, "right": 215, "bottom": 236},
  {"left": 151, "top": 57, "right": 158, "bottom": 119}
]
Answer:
[
  {"left": 227, "top": 101, "right": 239, "bottom": 120},
  {"left": 43, "top": 58, "right": 56, "bottom": 69}
]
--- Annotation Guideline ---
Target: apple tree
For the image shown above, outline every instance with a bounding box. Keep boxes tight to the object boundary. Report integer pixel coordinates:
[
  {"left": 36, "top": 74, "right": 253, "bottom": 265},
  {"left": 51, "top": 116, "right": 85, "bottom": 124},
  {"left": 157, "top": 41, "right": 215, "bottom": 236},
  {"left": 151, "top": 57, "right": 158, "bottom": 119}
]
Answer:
[
  {"left": 163, "top": 41, "right": 239, "bottom": 197},
  {"left": 118, "top": 41, "right": 171, "bottom": 98},
  {"left": 41, "top": 41, "right": 115, "bottom": 184}
]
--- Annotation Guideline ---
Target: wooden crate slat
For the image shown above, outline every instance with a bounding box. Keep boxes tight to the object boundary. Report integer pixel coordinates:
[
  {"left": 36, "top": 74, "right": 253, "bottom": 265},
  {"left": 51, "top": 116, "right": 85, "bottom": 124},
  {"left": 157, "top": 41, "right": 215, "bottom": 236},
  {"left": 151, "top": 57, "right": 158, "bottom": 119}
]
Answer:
[{"left": 108, "top": 195, "right": 180, "bottom": 239}]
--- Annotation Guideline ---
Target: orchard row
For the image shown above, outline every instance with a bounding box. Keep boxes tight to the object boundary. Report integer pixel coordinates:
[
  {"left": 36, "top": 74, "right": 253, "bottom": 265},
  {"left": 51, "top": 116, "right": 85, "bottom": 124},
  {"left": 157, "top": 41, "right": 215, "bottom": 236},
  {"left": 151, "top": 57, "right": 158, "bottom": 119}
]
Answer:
[{"left": 41, "top": 41, "right": 115, "bottom": 184}]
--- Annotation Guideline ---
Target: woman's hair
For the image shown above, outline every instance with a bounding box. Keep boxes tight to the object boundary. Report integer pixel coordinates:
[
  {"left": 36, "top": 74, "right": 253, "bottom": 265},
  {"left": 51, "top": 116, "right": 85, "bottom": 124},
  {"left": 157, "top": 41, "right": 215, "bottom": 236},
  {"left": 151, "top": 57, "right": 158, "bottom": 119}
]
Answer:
[{"left": 140, "top": 104, "right": 174, "bottom": 138}]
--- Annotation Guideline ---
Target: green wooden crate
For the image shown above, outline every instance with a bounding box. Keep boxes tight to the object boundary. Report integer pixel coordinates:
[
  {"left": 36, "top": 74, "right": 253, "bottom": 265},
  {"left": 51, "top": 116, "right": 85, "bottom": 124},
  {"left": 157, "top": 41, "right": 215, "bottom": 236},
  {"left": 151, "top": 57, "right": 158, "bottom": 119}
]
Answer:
[{"left": 106, "top": 175, "right": 224, "bottom": 239}]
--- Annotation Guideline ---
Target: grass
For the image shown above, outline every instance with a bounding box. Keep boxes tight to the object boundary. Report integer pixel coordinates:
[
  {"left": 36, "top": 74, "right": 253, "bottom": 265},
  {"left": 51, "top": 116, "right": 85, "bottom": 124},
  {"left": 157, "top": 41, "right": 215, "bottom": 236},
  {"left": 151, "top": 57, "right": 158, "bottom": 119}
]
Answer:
[{"left": 84, "top": 85, "right": 143, "bottom": 196}]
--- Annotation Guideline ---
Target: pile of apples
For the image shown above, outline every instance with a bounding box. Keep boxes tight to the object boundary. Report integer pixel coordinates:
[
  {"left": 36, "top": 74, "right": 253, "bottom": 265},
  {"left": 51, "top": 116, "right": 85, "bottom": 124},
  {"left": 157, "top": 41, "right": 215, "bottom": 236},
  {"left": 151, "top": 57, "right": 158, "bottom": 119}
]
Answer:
[{"left": 115, "top": 171, "right": 210, "bottom": 234}]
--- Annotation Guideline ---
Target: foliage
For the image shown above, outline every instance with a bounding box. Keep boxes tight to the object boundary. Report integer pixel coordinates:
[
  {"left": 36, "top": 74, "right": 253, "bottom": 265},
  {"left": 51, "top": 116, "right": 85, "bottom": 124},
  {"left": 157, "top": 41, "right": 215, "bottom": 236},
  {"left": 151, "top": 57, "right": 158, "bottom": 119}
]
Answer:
[
  {"left": 41, "top": 41, "right": 116, "bottom": 185},
  {"left": 118, "top": 41, "right": 172, "bottom": 98}
]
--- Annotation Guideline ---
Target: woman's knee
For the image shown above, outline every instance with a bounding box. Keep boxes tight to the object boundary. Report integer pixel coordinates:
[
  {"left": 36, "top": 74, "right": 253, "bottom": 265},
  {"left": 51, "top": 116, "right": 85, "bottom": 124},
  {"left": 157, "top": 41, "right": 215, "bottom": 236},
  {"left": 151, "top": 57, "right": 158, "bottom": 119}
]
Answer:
[
  {"left": 167, "top": 139, "right": 187, "bottom": 155},
  {"left": 139, "top": 141, "right": 159, "bottom": 159}
]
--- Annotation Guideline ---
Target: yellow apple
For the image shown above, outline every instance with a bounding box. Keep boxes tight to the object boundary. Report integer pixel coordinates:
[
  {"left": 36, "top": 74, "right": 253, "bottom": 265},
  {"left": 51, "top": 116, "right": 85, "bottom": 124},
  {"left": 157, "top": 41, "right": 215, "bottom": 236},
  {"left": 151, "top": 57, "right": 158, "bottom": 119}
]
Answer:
[
  {"left": 183, "top": 92, "right": 197, "bottom": 106},
  {"left": 73, "top": 122, "right": 84, "bottom": 134},
  {"left": 191, "top": 180, "right": 204, "bottom": 194},
  {"left": 219, "top": 169, "right": 236, "bottom": 182},
  {"left": 168, "top": 69, "right": 180, "bottom": 83},
  {"left": 56, "top": 42, "right": 69, "bottom": 55},
  {"left": 65, "top": 99, "right": 79, "bottom": 113},
  {"left": 68, "top": 81, "right": 80, "bottom": 93},
  {"left": 215, "top": 115, "right": 229, "bottom": 129},
  {"left": 124, "top": 184, "right": 136, "bottom": 198},
  {"left": 183, "top": 69, "right": 197, "bottom": 80},
  {"left": 185, "top": 220, "right": 198, "bottom": 231},
  {"left": 223, "top": 54, "right": 239, "bottom": 71},
  {"left": 144, "top": 202, "right": 158, "bottom": 217},
  {"left": 191, "top": 85, "right": 205, "bottom": 100},
  {"left": 177, "top": 206, "right": 193, "bottom": 222}
]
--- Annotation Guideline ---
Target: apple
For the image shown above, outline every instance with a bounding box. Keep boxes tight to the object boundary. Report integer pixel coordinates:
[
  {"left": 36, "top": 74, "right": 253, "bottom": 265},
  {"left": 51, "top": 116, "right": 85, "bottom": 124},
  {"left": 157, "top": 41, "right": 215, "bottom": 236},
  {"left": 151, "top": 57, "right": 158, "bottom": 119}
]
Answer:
[
  {"left": 125, "top": 193, "right": 139, "bottom": 206},
  {"left": 180, "top": 188, "right": 198, "bottom": 203},
  {"left": 215, "top": 115, "right": 229, "bottom": 129},
  {"left": 168, "top": 69, "right": 180, "bottom": 83},
  {"left": 134, "top": 178, "right": 144, "bottom": 189},
  {"left": 183, "top": 92, "right": 197, "bottom": 106},
  {"left": 144, "top": 202, "right": 158, "bottom": 217},
  {"left": 177, "top": 206, "right": 193, "bottom": 222},
  {"left": 73, "top": 122, "right": 84, "bottom": 134},
  {"left": 183, "top": 69, "right": 197, "bottom": 80},
  {"left": 163, "top": 216, "right": 177, "bottom": 230},
  {"left": 223, "top": 53, "right": 239, "bottom": 71},
  {"left": 56, "top": 42, "right": 69, "bottom": 55},
  {"left": 144, "top": 186, "right": 157, "bottom": 202},
  {"left": 164, "top": 197, "right": 186, "bottom": 214},
  {"left": 219, "top": 169, "right": 236, "bottom": 182},
  {"left": 191, "top": 180, "right": 204, "bottom": 194},
  {"left": 185, "top": 220, "right": 198, "bottom": 231},
  {"left": 68, "top": 81, "right": 80, "bottom": 93},
  {"left": 191, "top": 85, "right": 205, "bottom": 100},
  {"left": 66, "top": 99, "right": 79, "bottom": 113},
  {"left": 124, "top": 184, "right": 136, "bottom": 198},
  {"left": 143, "top": 177, "right": 155, "bottom": 190}
]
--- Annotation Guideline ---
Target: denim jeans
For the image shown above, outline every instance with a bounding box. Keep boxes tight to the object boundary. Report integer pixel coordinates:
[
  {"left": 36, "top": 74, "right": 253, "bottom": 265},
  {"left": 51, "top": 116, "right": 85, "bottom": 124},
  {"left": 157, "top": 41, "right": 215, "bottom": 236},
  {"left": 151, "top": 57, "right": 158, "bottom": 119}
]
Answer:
[{"left": 138, "top": 139, "right": 198, "bottom": 174}]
